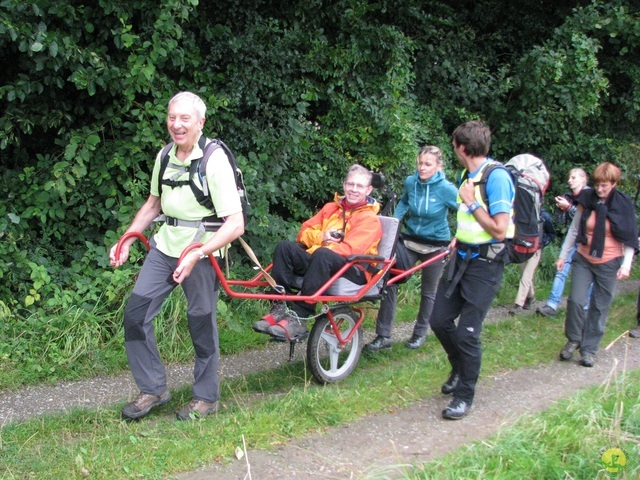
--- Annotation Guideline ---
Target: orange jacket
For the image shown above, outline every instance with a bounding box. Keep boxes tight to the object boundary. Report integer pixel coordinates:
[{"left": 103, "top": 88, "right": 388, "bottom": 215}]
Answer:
[{"left": 296, "top": 193, "right": 382, "bottom": 278}]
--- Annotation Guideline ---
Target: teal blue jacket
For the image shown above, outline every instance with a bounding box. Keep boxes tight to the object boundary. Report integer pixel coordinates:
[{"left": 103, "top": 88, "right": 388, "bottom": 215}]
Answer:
[{"left": 394, "top": 170, "right": 458, "bottom": 242}]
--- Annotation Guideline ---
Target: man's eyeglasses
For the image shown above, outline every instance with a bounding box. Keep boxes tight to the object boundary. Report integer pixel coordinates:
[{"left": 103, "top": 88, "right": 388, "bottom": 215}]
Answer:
[{"left": 344, "top": 182, "right": 369, "bottom": 190}]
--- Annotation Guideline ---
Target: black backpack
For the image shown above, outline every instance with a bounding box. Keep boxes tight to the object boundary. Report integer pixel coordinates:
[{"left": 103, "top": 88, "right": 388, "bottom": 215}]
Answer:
[
  {"left": 156, "top": 135, "right": 248, "bottom": 226},
  {"left": 465, "top": 154, "right": 550, "bottom": 264}
]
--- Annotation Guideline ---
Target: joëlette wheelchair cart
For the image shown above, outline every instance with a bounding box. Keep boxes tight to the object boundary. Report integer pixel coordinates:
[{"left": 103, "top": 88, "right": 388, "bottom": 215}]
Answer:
[{"left": 115, "top": 178, "right": 450, "bottom": 385}]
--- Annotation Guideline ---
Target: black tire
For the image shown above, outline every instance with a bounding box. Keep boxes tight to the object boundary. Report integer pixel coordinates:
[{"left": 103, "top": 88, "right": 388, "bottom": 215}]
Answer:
[{"left": 307, "top": 307, "right": 362, "bottom": 384}]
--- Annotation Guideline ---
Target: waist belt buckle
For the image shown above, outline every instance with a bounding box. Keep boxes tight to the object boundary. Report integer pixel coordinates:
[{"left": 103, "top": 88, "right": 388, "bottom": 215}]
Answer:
[{"left": 481, "top": 243, "right": 505, "bottom": 261}]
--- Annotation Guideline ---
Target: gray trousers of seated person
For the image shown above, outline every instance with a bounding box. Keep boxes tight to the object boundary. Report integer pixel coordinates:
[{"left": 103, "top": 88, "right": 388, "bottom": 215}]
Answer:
[
  {"left": 123, "top": 241, "right": 220, "bottom": 403},
  {"left": 375, "top": 242, "right": 445, "bottom": 338},
  {"left": 271, "top": 240, "right": 366, "bottom": 317}
]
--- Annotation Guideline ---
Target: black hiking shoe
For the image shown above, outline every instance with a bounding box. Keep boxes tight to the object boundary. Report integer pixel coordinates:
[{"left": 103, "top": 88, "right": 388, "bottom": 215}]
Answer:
[
  {"left": 405, "top": 335, "right": 426, "bottom": 350},
  {"left": 442, "top": 397, "right": 470, "bottom": 420},
  {"left": 441, "top": 372, "right": 459, "bottom": 395},
  {"left": 579, "top": 352, "right": 595, "bottom": 367},
  {"left": 366, "top": 335, "right": 392, "bottom": 351}
]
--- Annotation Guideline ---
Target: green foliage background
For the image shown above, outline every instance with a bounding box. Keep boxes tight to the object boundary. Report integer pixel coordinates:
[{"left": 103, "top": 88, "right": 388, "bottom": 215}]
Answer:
[{"left": 1, "top": 0, "right": 639, "bottom": 381}]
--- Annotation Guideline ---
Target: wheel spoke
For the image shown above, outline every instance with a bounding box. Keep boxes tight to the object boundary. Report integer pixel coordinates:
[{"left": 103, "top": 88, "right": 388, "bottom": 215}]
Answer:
[
  {"left": 319, "top": 329, "right": 340, "bottom": 349},
  {"left": 307, "top": 308, "right": 362, "bottom": 383}
]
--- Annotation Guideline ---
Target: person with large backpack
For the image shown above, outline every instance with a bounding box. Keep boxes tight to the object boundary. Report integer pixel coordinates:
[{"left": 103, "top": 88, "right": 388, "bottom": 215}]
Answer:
[
  {"left": 509, "top": 207, "right": 556, "bottom": 314},
  {"left": 109, "top": 92, "right": 244, "bottom": 421},
  {"left": 429, "top": 120, "right": 515, "bottom": 420},
  {"left": 465, "top": 152, "right": 551, "bottom": 316}
]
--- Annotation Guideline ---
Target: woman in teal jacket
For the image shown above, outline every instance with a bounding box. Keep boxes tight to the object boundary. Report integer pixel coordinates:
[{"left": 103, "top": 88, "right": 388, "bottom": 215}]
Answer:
[{"left": 367, "top": 145, "right": 458, "bottom": 351}]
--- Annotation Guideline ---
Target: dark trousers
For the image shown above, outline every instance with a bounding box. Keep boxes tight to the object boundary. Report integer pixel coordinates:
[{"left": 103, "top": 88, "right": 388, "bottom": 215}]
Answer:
[
  {"left": 271, "top": 240, "right": 366, "bottom": 317},
  {"left": 429, "top": 253, "right": 505, "bottom": 404},
  {"left": 375, "top": 243, "right": 445, "bottom": 338}
]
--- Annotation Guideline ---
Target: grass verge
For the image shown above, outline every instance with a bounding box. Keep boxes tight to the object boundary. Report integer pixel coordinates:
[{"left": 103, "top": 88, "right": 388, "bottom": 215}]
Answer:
[
  {"left": 1, "top": 286, "right": 638, "bottom": 479},
  {"left": 405, "top": 370, "right": 640, "bottom": 479}
]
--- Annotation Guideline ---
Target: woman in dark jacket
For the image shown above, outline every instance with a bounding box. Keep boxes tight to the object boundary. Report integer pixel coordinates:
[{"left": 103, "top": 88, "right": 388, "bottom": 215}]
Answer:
[{"left": 556, "top": 162, "right": 638, "bottom": 367}]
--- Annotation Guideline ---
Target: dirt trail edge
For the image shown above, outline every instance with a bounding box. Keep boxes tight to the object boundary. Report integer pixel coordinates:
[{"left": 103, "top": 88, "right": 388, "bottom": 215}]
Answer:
[
  {"left": 177, "top": 336, "right": 640, "bottom": 480},
  {"left": 1, "top": 281, "right": 639, "bottom": 480}
]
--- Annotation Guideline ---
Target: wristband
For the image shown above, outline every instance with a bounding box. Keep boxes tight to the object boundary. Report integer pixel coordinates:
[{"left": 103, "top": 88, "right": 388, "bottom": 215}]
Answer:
[
  {"left": 467, "top": 201, "right": 481, "bottom": 214},
  {"left": 193, "top": 248, "right": 206, "bottom": 260}
]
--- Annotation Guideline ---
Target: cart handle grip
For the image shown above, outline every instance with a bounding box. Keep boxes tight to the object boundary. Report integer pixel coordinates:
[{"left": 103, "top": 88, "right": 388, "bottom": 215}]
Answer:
[{"left": 115, "top": 231, "right": 151, "bottom": 259}]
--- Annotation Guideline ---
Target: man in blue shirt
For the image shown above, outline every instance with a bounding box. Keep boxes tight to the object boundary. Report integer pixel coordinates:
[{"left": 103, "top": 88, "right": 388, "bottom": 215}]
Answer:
[{"left": 429, "top": 120, "right": 515, "bottom": 420}]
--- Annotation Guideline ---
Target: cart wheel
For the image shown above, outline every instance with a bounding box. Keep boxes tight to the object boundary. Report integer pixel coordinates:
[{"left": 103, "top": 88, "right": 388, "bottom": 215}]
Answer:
[{"left": 307, "top": 307, "right": 362, "bottom": 384}]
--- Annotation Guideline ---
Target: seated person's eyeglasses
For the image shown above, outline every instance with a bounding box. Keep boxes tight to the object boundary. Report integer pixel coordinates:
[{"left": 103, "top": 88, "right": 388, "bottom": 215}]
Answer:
[{"left": 345, "top": 182, "right": 369, "bottom": 190}]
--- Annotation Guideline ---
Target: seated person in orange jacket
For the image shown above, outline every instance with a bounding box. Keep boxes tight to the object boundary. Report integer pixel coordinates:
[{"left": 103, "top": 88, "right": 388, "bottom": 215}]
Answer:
[{"left": 253, "top": 164, "right": 382, "bottom": 340}]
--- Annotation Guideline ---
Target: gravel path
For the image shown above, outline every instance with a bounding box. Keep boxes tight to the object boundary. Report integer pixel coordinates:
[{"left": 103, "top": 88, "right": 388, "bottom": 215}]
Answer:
[
  {"left": 2, "top": 280, "right": 639, "bottom": 479},
  {"left": 0, "top": 339, "right": 307, "bottom": 424}
]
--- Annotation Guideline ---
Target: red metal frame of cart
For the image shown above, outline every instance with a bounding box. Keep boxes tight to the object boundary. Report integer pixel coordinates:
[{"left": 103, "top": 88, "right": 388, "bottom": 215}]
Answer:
[{"left": 115, "top": 232, "right": 449, "bottom": 383}]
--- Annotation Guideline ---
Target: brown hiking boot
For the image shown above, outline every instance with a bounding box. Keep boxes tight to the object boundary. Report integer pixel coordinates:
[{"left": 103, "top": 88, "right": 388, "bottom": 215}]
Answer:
[
  {"left": 121, "top": 390, "right": 171, "bottom": 420},
  {"left": 176, "top": 399, "right": 219, "bottom": 421},
  {"left": 559, "top": 341, "right": 580, "bottom": 361}
]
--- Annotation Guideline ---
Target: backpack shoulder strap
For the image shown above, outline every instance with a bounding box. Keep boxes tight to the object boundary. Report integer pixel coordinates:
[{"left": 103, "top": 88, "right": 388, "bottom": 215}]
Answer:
[
  {"left": 156, "top": 142, "right": 175, "bottom": 196},
  {"left": 190, "top": 138, "right": 224, "bottom": 209},
  {"left": 187, "top": 136, "right": 220, "bottom": 210},
  {"left": 462, "top": 161, "right": 504, "bottom": 206}
]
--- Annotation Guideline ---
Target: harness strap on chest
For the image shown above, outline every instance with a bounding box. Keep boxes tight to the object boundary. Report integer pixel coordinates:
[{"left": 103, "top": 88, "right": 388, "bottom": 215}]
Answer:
[{"left": 161, "top": 163, "right": 190, "bottom": 188}]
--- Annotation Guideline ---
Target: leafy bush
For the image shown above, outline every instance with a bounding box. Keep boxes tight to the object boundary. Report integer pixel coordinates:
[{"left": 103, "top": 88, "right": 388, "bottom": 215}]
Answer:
[{"left": 1, "top": 0, "right": 640, "bottom": 385}]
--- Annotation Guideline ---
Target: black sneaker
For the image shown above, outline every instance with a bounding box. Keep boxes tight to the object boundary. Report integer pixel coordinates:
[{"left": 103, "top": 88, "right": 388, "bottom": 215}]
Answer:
[
  {"left": 579, "top": 352, "right": 595, "bottom": 367},
  {"left": 253, "top": 302, "right": 288, "bottom": 334},
  {"left": 366, "top": 335, "right": 392, "bottom": 351},
  {"left": 442, "top": 397, "right": 470, "bottom": 420},
  {"left": 441, "top": 372, "right": 459, "bottom": 395},
  {"left": 559, "top": 341, "right": 580, "bottom": 361},
  {"left": 405, "top": 334, "right": 426, "bottom": 350},
  {"left": 536, "top": 305, "right": 557, "bottom": 317},
  {"left": 630, "top": 325, "right": 640, "bottom": 338},
  {"left": 523, "top": 297, "right": 534, "bottom": 310}
]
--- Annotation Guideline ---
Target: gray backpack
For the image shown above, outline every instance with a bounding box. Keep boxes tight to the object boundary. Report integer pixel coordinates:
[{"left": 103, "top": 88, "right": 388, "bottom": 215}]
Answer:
[{"left": 469, "top": 154, "right": 550, "bottom": 263}]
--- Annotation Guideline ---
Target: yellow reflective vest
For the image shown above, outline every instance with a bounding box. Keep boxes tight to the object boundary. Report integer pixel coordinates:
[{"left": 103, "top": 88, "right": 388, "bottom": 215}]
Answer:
[{"left": 456, "top": 161, "right": 515, "bottom": 245}]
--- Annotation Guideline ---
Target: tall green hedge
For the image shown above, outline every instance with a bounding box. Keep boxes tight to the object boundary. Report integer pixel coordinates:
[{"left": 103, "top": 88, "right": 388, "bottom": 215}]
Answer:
[{"left": 1, "top": 0, "right": 639, "bottom": 317}]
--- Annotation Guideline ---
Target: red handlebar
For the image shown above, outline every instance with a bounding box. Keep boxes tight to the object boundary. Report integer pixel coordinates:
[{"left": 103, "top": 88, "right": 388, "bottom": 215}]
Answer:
[{"left": 114, "top": 231, "right": 151, "bottom": 259}]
